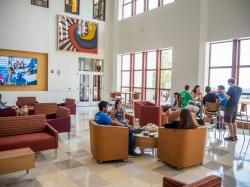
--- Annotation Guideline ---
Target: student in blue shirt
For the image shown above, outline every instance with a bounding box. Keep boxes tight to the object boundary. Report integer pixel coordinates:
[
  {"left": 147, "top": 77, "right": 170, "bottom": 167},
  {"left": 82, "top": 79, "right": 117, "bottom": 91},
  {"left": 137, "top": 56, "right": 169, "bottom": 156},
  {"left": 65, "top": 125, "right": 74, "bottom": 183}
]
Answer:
[
  {"left": 217, "top": 85, "right": 228, "bottom": 110},
  {"left": 224, "top": 78, "right": 242, "bottom": 141},
  {"left": 94, "top": 101, "right": 140, "bottom": 156}
]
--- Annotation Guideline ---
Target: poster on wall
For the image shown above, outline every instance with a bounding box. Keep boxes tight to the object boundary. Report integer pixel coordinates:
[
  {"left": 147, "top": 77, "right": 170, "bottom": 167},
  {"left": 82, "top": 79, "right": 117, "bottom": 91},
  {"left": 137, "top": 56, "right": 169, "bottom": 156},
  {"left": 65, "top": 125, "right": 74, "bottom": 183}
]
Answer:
[
  {"left": 57, "top": 15, "right": 98, "bottom": 54},
  {"left": 0, "top": 56, "right": 37, "bottom": 86},
  {"left": 65, "top": 0, "right": 80, "bottom": 15}
]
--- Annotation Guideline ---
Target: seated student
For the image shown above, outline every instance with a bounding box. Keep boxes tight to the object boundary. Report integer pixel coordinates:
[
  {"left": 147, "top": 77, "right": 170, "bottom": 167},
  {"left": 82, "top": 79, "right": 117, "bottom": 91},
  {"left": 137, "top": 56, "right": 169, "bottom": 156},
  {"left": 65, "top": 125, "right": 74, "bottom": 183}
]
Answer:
[
  {"left": 202, "top": 86, "right": 219, "bottom": 105},
  {"left": 192, "top": 85, "right": 203, "bottom": 100},
  {"left": 164, "top": 108, "right": 198, "bottom": 129},
  {"left": 110, "top": 100, "right": 128, "bottom": 125},
  {"left": 216, "top": 85, "right": 228, "bottom": 129},
  {"left": 94, "top": 101, "right": 140, "bottom": 157},
  {"left": 180, "top": 85, "right": 193, "bottom": 108}
]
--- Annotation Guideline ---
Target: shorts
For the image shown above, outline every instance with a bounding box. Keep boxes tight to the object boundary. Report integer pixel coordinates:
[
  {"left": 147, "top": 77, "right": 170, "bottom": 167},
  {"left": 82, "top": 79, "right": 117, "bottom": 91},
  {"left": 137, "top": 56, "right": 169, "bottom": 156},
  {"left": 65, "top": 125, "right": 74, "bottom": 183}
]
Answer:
[{"left": 224, "top": 106, "right": 238, "bottom": 123}]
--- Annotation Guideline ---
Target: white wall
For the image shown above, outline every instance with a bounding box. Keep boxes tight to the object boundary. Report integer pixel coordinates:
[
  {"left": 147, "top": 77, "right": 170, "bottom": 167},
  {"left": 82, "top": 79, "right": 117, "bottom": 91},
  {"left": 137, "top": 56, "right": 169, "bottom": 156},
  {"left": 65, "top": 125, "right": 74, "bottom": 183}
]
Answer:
[
  {"left": 113, "top": 0, "right": 201, "bottom": 94},
  {"left": 207, "top": 0, "right": 250, "bottom": 42},
  {"left": 198, "top": 0, "right": 250, "bottom": 87},
  {"left": 0, "top": 0, "right": 111, "bottom": 105},
  {"left": 111, "top": 0, "right": 250, "bottom": 96}
]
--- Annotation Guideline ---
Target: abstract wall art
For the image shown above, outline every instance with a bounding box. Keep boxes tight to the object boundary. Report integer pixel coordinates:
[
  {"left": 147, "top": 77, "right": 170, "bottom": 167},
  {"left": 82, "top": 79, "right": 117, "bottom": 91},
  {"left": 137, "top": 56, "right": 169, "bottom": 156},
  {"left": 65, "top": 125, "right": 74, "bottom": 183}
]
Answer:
[{"left": 57, "top": 15, "right": 98, "bottom": 54}]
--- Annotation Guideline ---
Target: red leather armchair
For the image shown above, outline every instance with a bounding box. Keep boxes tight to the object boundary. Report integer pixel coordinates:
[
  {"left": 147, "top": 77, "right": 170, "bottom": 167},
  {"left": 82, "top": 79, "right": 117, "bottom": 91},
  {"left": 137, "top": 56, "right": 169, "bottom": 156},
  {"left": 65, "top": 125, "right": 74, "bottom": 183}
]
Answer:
[
  {"left": 0, "top": 115, "right": 58, "bottom": 155},
  {"left": 47, "top": 106, "right": 71, "bottom": 139},
  {"left": 17, "top": 97, "right": 37, "bottom": 115},
  {"left": 140, "top": 104, "right": 162, "bottom": 126},
  {"left": 58, "top": 98, "right": 76, "bottom": 115},
  {"left": 134, "top": 101, "right": 162, "bottom": 126},
  {"left": 163, "top": 175, "right": 222, "bottom": 187}
]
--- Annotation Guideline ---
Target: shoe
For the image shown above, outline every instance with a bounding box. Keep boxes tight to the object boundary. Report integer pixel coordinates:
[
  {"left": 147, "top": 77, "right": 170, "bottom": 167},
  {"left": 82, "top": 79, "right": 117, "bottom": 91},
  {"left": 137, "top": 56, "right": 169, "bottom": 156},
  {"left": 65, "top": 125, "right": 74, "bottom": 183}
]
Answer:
[
  {"left": 128, "top": 152, "right": 141, "bottom": 157},
  {"left": 235, "top": 136, "right": 238, "bottom": 140},
  {"left": 224, "top": 136, "right": 236, "bottom": 141}
]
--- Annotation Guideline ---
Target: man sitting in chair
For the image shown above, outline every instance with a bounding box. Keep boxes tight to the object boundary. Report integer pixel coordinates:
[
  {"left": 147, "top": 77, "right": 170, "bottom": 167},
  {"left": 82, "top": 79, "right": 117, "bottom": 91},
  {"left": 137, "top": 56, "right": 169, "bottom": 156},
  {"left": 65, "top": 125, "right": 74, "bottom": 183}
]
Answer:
[{"left": 94, "top": 101, "right": 140, "bottom": 157}]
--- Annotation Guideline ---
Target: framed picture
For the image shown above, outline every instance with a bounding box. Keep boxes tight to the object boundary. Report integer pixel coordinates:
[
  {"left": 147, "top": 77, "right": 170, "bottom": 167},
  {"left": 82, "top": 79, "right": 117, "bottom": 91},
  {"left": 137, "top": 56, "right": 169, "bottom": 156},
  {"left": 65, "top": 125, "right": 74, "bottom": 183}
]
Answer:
[
  {"left": 31, "top": 0, "right": 49, "bottom": 8},
  {"left": 57, "top": 15, "right": 98, "bottom": 54},
  {"left": 93, "top": 0, "right": 105, "bottom": 21},
  {"left": 65, "top": 0, "right": 80, "bottom": 15}
]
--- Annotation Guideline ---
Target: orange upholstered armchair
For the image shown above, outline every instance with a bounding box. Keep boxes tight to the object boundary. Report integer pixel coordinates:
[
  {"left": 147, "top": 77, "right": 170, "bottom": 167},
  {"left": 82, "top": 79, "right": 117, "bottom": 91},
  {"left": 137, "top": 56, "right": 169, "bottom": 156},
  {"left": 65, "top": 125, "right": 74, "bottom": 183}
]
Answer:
[
  {"left": 158, "top": 126, "right": 207, "bottom": 169},
  {"left": 89, "top": 120, "right": 129, "bottom": 163},
  {"left": 163, "top": 175, "right": 222, "bottom": 187}
]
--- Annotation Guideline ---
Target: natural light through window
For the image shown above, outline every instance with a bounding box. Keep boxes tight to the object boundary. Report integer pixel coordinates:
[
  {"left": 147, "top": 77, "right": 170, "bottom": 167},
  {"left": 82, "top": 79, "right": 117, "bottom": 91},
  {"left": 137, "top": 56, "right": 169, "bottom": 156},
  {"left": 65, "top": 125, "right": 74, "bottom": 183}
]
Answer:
[
  {"left": 120, "top": 0, "right": 174, "bottom": 20},
  {"left": 208, "top": 39, "right": 250, "bottom": 95},
  {"left": 119, "top": 48, "right": 173, "bottom": 105}
]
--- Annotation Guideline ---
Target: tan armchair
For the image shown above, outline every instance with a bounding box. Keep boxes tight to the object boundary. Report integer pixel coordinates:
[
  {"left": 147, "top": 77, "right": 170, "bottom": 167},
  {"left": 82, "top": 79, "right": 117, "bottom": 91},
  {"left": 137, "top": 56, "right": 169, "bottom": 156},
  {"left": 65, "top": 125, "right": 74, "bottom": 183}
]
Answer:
[
  {"left": 89, "top": 120, "right": 129, "bottom": 163},
  {"left": 163, "top": 175, "right": 222, "bottom": 187},
  {"left": 158, "top": 126, "right": 207, "bottom": 169},
  {"left": 162, "top": 109, "right": 182, "bottom": 125}
]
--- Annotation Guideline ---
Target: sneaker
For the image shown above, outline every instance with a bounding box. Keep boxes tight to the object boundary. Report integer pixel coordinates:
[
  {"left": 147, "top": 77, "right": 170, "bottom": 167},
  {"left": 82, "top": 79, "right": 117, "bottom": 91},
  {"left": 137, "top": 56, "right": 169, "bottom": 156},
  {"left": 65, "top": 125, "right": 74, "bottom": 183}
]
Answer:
[
  {"left": 224, "top": 136, "right": 236, "bottom": 141},
  {"left": 235, "top": 136, "right": 238, "bottom": 140}
]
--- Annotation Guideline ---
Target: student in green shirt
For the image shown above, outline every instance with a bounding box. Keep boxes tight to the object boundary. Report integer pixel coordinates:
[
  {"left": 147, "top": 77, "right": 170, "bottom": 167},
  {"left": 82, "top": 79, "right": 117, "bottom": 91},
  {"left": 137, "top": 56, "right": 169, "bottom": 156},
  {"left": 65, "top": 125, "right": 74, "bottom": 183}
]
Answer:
[{"left": 180, "top": 85, "right": 193, "bottom": 108}]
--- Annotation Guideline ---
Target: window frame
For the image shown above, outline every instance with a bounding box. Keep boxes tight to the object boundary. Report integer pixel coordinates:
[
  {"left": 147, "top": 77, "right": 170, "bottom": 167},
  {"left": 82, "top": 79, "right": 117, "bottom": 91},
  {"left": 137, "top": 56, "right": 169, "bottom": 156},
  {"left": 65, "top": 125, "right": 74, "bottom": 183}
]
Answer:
[
  {"left": 120, "top": 49, "right": 172, "bottom": 105},
  {"left": 121, "top": 0, "right": 173, "bottom": 20},
  {"left": 208, "top": 39, "right": 250, "bottom": 95}
]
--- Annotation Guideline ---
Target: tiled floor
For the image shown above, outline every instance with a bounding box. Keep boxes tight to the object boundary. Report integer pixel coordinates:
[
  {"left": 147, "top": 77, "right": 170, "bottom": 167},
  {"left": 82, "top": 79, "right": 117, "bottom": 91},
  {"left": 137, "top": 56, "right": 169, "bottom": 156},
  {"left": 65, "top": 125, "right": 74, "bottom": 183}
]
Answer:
[{"left": 0, "top": 107, "right": 250, "bottom": 187}]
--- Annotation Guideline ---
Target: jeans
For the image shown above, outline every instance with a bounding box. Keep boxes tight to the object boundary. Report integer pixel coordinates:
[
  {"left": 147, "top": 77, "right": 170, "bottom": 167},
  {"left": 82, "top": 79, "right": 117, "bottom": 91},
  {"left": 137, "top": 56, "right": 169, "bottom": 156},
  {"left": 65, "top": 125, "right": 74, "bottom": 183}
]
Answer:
[{"left": 128, "top": 129, "right": 136, "bottom": 154}]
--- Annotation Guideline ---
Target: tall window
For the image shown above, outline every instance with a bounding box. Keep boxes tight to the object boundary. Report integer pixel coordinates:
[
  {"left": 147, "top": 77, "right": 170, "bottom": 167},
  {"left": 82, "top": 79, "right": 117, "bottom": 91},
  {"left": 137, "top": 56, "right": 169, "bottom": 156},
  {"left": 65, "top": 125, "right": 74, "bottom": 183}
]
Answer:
[
  {"left": 122, "top": 0, "right": 133, "bottom": 19},
  {"left": 121, "top": 54, "right": 131, "bottom": 92},
  {"left": 160, "top": 49, "right": 172, "bottom": 105},
  {"left": 238, "top": 39, "right": 250, "bottom": 94},
  {"left": 120, "top": 49, "right": 173, "bottom": 105},
  {"left": 135, "top": 0, "right": 144, "bottom": 15},
  {"left": 208, "top": 39, "right": 250, "bottom": 95},
  {"left": 93, "top": 0, "right": 105, "bottom": 21},
  {"left": 133, "top": 53, "right": 143, "bottom": 97},
  {"left": 147, "top": 0, "right": 158, "bottom": 10},
  {"left": 120, "top": 0, "right": 174, "bottom": 20}
]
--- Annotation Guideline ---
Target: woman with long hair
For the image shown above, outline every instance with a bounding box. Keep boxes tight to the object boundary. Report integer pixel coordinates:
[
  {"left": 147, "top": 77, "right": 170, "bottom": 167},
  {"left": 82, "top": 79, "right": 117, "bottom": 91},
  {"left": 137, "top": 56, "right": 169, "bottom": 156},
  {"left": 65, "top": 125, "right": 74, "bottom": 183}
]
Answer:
[
  {"left": 110, "top": 99, "right": 128, "bottom": 125},
  {"left": 192, "top": 85, "right": 203, "bottom": 99},
  {"left": 164, "top": 108, "right": 198, "bottom": 129}
]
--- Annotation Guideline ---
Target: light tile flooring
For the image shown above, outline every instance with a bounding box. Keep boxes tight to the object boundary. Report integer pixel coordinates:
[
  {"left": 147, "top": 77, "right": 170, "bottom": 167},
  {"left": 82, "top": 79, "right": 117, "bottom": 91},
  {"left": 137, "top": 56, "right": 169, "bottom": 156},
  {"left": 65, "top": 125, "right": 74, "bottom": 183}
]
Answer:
[{"left": 0, "top": 107, "right": 250, "bottom": 187}]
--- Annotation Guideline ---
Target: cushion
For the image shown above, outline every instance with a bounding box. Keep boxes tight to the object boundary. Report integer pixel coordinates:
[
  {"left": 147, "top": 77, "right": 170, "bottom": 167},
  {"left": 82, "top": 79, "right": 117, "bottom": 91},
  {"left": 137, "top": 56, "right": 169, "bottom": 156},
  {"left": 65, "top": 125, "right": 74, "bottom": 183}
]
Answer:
[
  {"left": 65, "top": 98, "right": 76, "bottom": 105},
  {"left": 56, "top": 106, "right": 70, "bottom": 118},
  {"left": 0, "top": 132, "right": 56, "bottom": 152},
  {"left": 34, "top": 103, "right": 57, "bottom": 115},
  {"left": 0, "top": 114, "right": 46, "bottom": 137},
  {"left": 17, "top": 97, "right": 36, "bottom": 106}
]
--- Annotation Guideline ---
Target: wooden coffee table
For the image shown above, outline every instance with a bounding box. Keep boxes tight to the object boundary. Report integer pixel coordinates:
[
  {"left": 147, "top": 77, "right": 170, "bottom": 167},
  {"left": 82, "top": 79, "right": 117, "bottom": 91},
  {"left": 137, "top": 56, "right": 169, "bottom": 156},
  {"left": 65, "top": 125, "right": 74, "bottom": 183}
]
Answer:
[
  {"left": 0, "top": 148, "right": 35, "bottom": 175},
  {"left": 135, "top": 133, "right": 158, "bottom": 157}
]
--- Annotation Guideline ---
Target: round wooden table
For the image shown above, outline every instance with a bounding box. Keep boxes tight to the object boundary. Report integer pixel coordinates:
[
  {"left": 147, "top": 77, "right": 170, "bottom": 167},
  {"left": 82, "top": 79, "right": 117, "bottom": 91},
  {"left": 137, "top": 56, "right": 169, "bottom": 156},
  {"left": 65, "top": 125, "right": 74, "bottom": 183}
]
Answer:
[{"left": 135, "top": 133, "right": 158, "bottom": 157}]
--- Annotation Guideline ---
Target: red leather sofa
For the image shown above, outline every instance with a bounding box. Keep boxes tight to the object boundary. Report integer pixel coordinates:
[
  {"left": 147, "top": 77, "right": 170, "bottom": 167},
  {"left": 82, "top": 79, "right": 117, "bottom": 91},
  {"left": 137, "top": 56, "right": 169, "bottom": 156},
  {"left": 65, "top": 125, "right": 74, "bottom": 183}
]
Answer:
[
  {"left": 0, "top": 114, "right": 58, "bottom": 154},
  {"left": 0, "top": 108, "right": 16, "bottom": 117},
  {"left": 47, "top": 106, "right": 71, "bottom": 139},
  {"left": 58, "top": 98, "right": 76, "bottom": 115}
]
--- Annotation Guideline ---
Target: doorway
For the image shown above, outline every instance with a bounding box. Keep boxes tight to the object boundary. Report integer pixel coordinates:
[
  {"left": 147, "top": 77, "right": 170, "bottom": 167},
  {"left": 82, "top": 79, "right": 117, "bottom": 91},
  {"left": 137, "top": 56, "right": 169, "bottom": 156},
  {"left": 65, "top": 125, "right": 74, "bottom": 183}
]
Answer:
[{"left": 77, "top": 58, "right": 104, "bottom": 106}]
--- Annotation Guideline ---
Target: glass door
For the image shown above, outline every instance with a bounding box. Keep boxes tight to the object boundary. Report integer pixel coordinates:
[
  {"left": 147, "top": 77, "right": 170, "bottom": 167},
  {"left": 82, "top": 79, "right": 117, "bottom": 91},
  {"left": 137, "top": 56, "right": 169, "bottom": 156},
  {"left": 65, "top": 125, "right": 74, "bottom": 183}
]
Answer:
[
  {"left": 78, "top": 72, "right": 103, "bottom": 106},
  {"left": 91, "top": 72, "right": 103, "bottom": 105}
]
